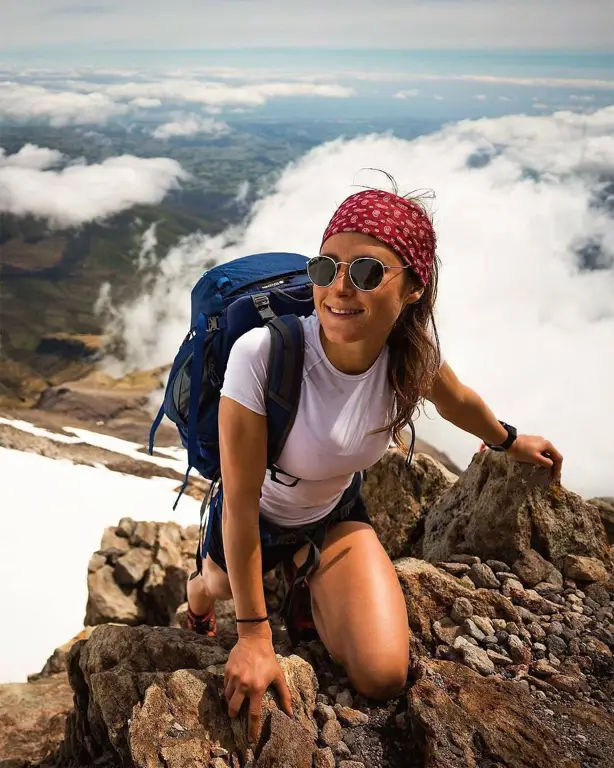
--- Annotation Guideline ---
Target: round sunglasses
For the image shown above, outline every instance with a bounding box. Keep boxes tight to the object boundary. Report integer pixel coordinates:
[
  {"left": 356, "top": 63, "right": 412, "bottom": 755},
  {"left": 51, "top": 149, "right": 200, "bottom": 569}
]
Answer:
[{"left": 307, "top": 255, "right": 411, "bottom": 292}]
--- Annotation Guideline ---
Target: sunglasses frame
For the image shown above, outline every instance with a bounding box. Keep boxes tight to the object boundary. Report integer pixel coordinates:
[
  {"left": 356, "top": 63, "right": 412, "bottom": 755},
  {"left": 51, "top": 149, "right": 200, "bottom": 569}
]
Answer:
[{"left": 307, "top": 255, "right": 412, "bottom": 292}]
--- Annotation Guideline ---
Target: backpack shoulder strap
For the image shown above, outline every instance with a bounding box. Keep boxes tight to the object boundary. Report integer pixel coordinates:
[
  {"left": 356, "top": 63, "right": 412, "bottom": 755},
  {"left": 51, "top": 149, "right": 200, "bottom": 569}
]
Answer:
[{"left": 265, "top": 314, "right": 305, "bottom": 484}]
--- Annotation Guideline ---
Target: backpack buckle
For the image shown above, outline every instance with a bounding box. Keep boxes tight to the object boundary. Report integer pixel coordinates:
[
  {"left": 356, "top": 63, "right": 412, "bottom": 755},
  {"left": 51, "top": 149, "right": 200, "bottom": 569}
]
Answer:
[
  {"left": 252, "top": 294, "right": 276, "bottom": 322},
  {"left": 207, "top": 317, "right": 220, "bottom": 332}
]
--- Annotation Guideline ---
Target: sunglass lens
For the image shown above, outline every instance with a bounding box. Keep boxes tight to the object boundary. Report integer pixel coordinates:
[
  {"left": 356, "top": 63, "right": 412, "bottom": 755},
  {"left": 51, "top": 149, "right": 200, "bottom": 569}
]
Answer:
[
  {"left": 350, "top": 258, "right": 384, "bottom": 290},
  {"left": 307, "top": 256, "right": 336, "bottom": 287}
]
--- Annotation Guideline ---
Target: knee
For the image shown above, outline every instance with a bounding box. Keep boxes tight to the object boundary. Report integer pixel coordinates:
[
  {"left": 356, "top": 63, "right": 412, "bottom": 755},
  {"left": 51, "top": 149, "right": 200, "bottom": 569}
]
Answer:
[{"left": 346, "top": 658, "right": 408, "bottom": 701}]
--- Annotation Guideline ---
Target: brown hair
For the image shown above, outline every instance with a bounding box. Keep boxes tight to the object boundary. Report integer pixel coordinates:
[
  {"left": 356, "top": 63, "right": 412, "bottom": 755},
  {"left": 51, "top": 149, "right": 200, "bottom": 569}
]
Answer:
[{"left": 355, "top": 171, "right": 442, "bottom": 452}]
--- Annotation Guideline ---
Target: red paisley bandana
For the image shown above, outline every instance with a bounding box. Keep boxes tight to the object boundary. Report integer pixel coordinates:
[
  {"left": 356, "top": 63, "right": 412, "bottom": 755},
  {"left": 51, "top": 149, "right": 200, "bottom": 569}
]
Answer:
[{"left": 320, "top": 190, "right": 436, "bottom": 285}]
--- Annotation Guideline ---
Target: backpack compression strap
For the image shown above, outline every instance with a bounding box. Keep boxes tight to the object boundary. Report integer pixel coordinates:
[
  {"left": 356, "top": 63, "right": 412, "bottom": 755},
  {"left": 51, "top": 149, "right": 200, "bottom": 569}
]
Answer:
[{"left": 265, "top": 314, "right": 305, "bottom": 486}]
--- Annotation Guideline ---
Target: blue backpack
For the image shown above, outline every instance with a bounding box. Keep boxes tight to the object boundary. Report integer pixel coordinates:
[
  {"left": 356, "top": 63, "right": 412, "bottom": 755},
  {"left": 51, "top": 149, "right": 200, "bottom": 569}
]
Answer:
[{"left": 149, "top": 251, "right": 315, "bottom": 509}]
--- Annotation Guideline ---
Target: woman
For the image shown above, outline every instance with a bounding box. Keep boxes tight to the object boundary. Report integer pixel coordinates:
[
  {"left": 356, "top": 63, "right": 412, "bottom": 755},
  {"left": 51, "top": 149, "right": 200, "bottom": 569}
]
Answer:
[{"left": 186, "top": 186, "right": 563, "bottom": 740}]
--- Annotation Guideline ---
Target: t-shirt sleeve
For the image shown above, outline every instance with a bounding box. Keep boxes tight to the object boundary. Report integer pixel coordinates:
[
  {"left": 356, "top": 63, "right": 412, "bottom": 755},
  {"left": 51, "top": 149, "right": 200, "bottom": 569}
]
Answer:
[{"left": 220, "top": 326, "right": 271, "bottom": 416}]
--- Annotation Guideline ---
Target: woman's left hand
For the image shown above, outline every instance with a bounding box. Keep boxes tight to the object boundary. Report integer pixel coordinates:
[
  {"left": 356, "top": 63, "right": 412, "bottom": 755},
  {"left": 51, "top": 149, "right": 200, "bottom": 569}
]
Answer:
[{"left": 480, "top": 434, "right": 563, "bottom": 482}]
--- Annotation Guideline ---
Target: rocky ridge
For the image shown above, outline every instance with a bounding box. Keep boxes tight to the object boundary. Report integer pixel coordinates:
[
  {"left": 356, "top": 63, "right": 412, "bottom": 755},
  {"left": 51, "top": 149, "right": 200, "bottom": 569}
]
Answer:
[{"left": 2, "top": 448, "right": 614, "bottom": 768}]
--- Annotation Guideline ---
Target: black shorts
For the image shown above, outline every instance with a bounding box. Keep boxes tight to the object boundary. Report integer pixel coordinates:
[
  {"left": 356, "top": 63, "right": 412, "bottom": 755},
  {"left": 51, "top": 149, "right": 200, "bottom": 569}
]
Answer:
[{"left": 203, "top": 473, "right": 371, "bottom": 574}]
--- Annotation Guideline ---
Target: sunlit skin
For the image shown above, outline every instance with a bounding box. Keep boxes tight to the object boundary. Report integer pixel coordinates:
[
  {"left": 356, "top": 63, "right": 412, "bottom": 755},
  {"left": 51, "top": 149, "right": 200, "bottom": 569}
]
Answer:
[{"left": 315, "top": 232, "right": 423, "bottom": 375}]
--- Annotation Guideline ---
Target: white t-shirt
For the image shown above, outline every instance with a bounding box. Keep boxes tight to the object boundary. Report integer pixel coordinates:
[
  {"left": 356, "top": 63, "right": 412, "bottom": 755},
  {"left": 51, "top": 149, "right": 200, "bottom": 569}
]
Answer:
[{"left": 220, "top": 311, "right": 442, "bottom": 527}]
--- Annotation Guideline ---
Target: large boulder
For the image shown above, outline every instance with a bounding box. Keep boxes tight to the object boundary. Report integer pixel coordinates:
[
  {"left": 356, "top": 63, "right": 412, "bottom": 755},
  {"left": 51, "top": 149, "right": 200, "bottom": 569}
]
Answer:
[
  {"left": 408, "top": 658, "right": 614, "bottom": 768},
  {"left": 85, "top": 518, "right": 201, "bottom": 627},
  {"left": 395, "top": 558, "right": 521, "bottom": 650},
  {"left": 422, "top": 451, "right": 612, "bottom": 572},
  {"left": 0, "top": 673, "right": 74, "bottom": 765},
  {"left": 59, "top": 624, "right": 318, "bottom": 768},
  {"left": 362, "top": 449, "right": 458, "bottom": 560},
  {"left": 590, "top": 497, "right": 614, "bottom": 544}
]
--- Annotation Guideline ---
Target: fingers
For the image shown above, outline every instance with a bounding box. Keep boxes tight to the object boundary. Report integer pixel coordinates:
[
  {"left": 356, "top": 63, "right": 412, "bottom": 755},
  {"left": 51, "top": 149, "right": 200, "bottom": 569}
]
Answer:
[
  {"left": 544, "top": 441, "right": 563, "bottom": 481},
  {"left": 248, "top": 692, "right": 264, "bottom": 742},
  {"left": 274, "top": 671, "right": 294, "bottom": 718},
  {"left": 227, "top": 686, "right": 246, "bottom": 719}
]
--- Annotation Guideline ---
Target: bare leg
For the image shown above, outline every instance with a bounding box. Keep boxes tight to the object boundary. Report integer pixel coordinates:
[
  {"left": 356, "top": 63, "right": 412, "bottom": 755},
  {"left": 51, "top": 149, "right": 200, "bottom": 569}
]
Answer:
[
  {"left": 187, "top": 556, "right": 233, "bottom": 614},
  {"left": 294, "top": 521, "right": 409, "bottom": 700}
]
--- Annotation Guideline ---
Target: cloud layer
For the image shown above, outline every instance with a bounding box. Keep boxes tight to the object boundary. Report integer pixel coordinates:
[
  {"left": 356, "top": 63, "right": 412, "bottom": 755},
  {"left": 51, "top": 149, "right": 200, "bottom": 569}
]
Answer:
[
  {"left": 0, "top": 147, "right": 187, "bottom": 226},
  {"left": 99, "top": 105, "right": 614, "bottom": 497}
]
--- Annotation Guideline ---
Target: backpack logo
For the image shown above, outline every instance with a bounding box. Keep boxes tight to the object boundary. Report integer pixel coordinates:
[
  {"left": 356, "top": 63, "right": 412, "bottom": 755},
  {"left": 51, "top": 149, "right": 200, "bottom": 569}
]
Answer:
[{"left": 259, "top": 279, "right": 286, "bottom": 289}]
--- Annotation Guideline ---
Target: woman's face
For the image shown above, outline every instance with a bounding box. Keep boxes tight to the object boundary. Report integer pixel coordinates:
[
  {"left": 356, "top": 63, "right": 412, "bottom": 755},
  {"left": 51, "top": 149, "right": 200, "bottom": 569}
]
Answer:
[{"left": 315, "top": 232, "right": 423, "bottom": 346}]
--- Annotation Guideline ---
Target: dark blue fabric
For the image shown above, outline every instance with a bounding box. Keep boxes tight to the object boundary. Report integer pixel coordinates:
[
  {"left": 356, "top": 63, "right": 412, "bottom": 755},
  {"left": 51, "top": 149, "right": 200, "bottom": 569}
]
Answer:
[{"left": 149, "top": 252, "right": 315, "bottom": 487}]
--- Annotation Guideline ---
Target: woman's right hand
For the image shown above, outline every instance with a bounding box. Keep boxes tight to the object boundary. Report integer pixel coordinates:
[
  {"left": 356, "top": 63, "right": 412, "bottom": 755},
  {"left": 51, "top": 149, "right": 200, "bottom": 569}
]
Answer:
[{"left": 224, "top": 633, "right": 293, "bottom": 742}]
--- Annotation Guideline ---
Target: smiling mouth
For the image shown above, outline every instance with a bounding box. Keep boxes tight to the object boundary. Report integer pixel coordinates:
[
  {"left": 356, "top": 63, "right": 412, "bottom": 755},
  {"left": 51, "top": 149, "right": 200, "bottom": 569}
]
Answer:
[{"left": 325, "top": 305, "right": 364, "bottom": 316}]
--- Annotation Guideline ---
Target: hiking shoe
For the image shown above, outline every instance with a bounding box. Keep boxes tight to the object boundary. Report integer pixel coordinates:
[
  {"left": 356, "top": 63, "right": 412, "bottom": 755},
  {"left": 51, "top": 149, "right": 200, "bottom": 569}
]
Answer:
[
  {"left": 282, "top": 560, "right": 319, "bottom": 646},
  {"left": 187, "top": 604, "right": 217, "bottom": 636}
]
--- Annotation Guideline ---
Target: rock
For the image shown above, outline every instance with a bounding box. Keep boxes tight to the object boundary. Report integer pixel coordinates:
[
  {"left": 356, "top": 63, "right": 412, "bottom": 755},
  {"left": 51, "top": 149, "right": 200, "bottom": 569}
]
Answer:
[
  {"left": 100, "top": 527, "right": 131, "bottom": 554},
  {"left": 335, "top": 689, "right": 353, "bottom": 708},
  {"left": 409, "top": 658, "right": 592, "bottom": 768},
  {"left": 314, "top": 747, "right": 336, "bottom": 768},
  {"left": 84, "top": 564, "right": 145, "bottom": 625},
  {"left": 315, "top": 702, "right": 336, "bottom": 725},
  {"left": 449, "top": 554, "right": 481, "bottom": 565},
  {"left": 59, "top": 625, "right": 318, "bottom": 767},
  {"left": 468, "top": 562, "right": 500, "bottom": 589},
  {"left": 471, "top": 615, "right": 495, "bottom": 637},
  {"left": 115, "top": 547, "right": 154, "bottom": 586},
  {"left": 463, "top": 618, "right": 486, "bottom": 642},
  {"left": 85, "top": 520, "right": 200, "bottom": 628},
  {"left": 508, "top": 635, "right": 530, "bottom": 664},
  {"left": 117, "top": 516, "right": 137, "bottom": 538},
  {"left": 422, "top": 451, "right": 610, "bottom": 571},
  {"left": 486, "top": 649, "right": 513, "bottom": 666},
  {"left": 395, "top": 558, "right": 520, "bottom": 648},
  {"left": 433, "top": 618, "right": 462, "bottom": 646},
  {"left": 458, "top": 575, "right": 476, "bottom": 590},
  {"left": 132, "top": 520, "right": 158, "bottom": 548},
  {"left": 528, "top": 622, "right": 547, "bottom": 641},
  {"left": 334, "top": 705, "right": 369, "bottom": 727},
  {"left": 547, "top": 674, "right": 587, "bottom": 695},
  {"left": 321, "top": 718, "right": 343, "bottom": 748},
  {"left": 502, "top": 578, "right": 525, "bottom": 600},
  {"left": 486, "top": 559, "right": 510, "bottom": 572},
  {"left": 338, "top": 761, "right": 365, "bottom": 768},
  {"left": 87, "top": 552, "right": 106, "bottom": 573},
  {"left": 589, "top": 497, "right": 614, "bottom": 544},
  {"left": 454, "top": 636, "right": 495, "bottom": 675},
  {"left": 512, "top": 549, "right": 563, "bottom": 588},
  {"left": 564, "top": 555, "right": 610, "bottom": 583},
  {"left": 532, "top": 659, "right": 559, "bottom": 677},
  {"left": 361, "top": 450, "right": 458, "bottom": 559},
  {"left": 0, "top": 672, "right": 74, "bottom": 764},
  {"left": 450, "top": 597, "right": 473, "bottom": 622},
  {"left": 546, "top": 635, "right": 567, "bottom": 658},
  {"left": 437, "top": 562, "right": 470, "bottom": 576},
  {"left": 546, "top": 621, "right": 564, "bottom": 636}
]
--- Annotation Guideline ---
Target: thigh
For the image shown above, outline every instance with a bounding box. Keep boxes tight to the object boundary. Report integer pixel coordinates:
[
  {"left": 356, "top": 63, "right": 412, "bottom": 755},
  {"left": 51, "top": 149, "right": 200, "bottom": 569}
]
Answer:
[{"left": 294, "top": 521, "right": 409, "bottom": 696}]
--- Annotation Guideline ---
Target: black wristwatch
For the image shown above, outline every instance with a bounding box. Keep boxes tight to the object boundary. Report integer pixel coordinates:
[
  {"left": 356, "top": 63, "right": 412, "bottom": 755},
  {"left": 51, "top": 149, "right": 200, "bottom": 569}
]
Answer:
[{"left": 484, "top": 421, "right": 518, "bottom": 452}]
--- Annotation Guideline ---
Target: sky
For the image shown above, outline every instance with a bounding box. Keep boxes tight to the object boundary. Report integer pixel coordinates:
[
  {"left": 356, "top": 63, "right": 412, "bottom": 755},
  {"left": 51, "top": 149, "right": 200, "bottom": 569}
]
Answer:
[
  {"left": 0, "top": 420, "right": 201, "bottom": 683},
  {"left": 1, "top": 0, "right": 612, "bottom": 52}
]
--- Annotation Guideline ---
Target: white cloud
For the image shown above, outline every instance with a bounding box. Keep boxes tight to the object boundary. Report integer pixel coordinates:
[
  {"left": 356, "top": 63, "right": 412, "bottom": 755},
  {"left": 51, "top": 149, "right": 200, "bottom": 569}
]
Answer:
[
  {"left": 433, "top": 95, "right": 445, "bottom": 101},
  {"left": 0, "top": 148, "right": 187, "bottom": 226},
  {"left": 130, "top": 96, "right": 162, "bottom": 108},
  {"left": 394, "top": 89, "right": 420, "bottom": 100},
  {"left": 101, "top": 105, "right": 614, "bottom": 498},
  {"left": 101, "top": 78, "right": 355, "bottom": 107},
  {"left": 151, "top": 115, "right": 230, "bottom": 140},
  {"left": 475, "top": 94, "right": 487, "bottom": 101},
  {"left": 0, "top": 143, "right": 63, "bottom": 169},
  {"left": 0, "top": 82, "right": 128, "bottom": 125},
  {"left": 498, "top": 96, "right": 513, "bottom": 102},
  {"left": 400, "top": 74, "right": 614, "bottom": 90}
]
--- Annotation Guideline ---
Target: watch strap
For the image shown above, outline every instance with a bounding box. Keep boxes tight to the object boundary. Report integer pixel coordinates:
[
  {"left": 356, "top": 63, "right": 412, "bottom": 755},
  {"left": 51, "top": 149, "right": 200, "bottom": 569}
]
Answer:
[{"left": 485, "top": 421, "right": 517, "bottom": 451}]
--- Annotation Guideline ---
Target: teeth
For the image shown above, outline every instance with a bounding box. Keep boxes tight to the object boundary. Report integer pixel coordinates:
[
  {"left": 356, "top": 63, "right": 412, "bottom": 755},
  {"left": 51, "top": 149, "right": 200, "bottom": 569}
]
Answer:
[{"left": 329, "top": 307, "right": 361, "bottom": 315}]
